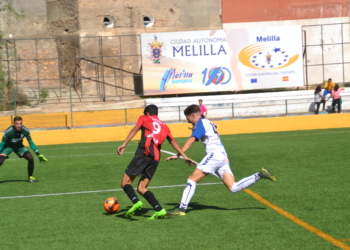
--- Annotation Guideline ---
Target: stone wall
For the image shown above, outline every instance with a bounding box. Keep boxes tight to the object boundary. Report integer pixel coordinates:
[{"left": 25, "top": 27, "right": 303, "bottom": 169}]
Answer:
[
  {"left": 0, "top": 0, "right": 222, "bottom": 102},
  {"left": 78, "top": 0, "right": 222, "bottom": 35}
]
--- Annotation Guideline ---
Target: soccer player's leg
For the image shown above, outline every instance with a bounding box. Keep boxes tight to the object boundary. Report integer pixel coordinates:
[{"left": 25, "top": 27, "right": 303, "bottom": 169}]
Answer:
[
  {"left": 0, "top": 154, "right": 7, "bottom": 167},
  {"left": 227, "top": 171, "right": 260, "bottom": 193},
  {"left": 137, "top": 176, "right": 161, "bottom": 219},
  {"left": 227, "top": 166, "right": 276, "bottom": 193},
  {"left": 121, "top": 173, "right": 142, "bottom": 218},
  {"left": 217, "top": 160, "right": 261, "bottom": 193},
  {"left": 0, "top": 149, "right": 11, "bottom": 181},
  {"left": 21, "top": 150, "right": 37, "bottom": 182},
  {"left": 167, "top": 168, "right": 208, "bottom": 216},
  {"left": 122, "top": 155, "right": 153, "bottom": 218},
  {"left": 0, "top": 147, "right": 12, "bottom": 167},
  {"left": 137, "top": 160, "right": 166, "bottom": 220}
]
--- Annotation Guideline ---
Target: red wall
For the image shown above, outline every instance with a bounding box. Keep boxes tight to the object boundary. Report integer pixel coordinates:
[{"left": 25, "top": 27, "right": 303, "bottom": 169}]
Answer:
[{"left": 222, "top": 0, "right": 349, "bottom": 23}]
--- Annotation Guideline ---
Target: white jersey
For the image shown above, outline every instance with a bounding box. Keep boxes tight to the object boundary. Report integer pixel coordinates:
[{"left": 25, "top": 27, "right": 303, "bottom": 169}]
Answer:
[{"left": 191, "top": 118, "right": 226, "bottom": 155}]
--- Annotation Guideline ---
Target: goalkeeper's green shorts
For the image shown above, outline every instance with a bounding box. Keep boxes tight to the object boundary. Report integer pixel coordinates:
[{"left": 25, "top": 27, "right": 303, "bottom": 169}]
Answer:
[{"left": 0, "top": 147, "right": 29, "bottom": 158}]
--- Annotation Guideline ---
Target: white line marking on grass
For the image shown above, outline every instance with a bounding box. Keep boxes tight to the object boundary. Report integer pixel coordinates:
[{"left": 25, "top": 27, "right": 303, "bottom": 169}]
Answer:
[
  {"left": 43, "top": 144, "right": 135, "bottom": 151},
  {"left": 219, "top": 130, "right": 350, "bottom": 141},
  {"left": 161, "top": 150, "right": 183, "bottom": 159},
  {"left": 0, "top": 182, "right": 222, "bottom": 200},
  {"left": 1, "top": 150, "right": 221, "bottom": 200},
  {"left": 29, "top": 130, "right": 350, "bottom": 152},
  {"left": 46, "top": 152, "right": 134, "bottom": 158},
  {"left": 161, "top": 150, "right": 221, "bottom": 179},
  {"left": 43, "top": 142, "right": 137, "bottom": 151},
  {"left": 6, "top": 152, "right": 135, "bottom": 161}
]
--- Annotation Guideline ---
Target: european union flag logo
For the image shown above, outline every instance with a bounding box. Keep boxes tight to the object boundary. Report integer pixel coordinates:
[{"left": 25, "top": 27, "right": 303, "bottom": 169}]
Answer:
[{"left": 251, "top": 78, "right": 257, "bottom": 83}]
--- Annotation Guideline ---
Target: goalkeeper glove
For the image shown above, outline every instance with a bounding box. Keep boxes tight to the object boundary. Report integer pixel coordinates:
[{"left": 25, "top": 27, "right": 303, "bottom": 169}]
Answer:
[{"left": 38, "top": 154, "right": 48, "bottom": 163}]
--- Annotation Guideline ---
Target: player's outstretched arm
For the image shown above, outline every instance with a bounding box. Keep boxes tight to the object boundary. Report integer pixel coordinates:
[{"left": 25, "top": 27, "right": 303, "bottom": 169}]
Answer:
[
  {"left": 178, "top": 137, "right": 196, "bottom": 154},
  {"left": 167, "top": 138, "right": 197, "bottom": 167},
  {"left": 117, "top": 125, "right": 140, "bottom": 155},
  {"left": 27, "top": 137, "right": 48, "bottom": 163}
]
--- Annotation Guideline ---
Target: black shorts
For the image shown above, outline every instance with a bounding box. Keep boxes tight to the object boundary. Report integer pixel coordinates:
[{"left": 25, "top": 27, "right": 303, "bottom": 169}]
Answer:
[{"left": 125, "top": 154, "right": 159, "bottom": 180}]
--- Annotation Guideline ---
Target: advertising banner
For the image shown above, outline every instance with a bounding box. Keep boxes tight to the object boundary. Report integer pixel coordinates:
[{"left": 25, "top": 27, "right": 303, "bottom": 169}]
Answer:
[{"left": 141, "top": 26, "right": 303, "bottom": 96}]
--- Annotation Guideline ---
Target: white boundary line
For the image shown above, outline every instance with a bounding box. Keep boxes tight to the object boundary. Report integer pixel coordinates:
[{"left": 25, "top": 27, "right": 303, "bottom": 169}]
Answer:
[
  {"left": 0, "top": 182, "right": 222, "bottom": 200},
  {"left": 3, "top": 130, "right": 348, "bottom": 199},
  {"left": 6, "top": 152, "right": 135, "bottom": 161},
  {"left": 1, "top": 150, "right": 218, "bottom": 200}
]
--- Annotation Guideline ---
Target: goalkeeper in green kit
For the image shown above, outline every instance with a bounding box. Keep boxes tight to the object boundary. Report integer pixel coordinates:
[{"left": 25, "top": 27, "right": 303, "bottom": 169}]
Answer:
[{"left": 0, "top": 116, "right": 48, "bottom": 182}]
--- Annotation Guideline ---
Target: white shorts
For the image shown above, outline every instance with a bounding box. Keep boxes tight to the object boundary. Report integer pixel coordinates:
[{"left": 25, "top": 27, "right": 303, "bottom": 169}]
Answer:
[{"left": 197, "top": 150, "right": 234, "bottom": 180}]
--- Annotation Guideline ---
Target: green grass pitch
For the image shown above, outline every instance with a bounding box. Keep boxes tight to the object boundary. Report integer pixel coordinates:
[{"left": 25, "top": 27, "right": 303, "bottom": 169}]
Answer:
[{"left": 0, "top": 128, "right": 350, "bottom": 249}]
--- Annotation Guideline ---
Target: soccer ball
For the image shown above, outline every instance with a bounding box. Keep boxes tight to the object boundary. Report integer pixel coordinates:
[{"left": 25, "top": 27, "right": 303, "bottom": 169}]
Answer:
[{"left": 104, "top": 197, "right": 120, "bottom": 214}]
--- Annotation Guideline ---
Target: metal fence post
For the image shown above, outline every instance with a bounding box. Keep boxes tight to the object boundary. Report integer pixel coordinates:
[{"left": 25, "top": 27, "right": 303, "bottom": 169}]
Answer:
[
  {"left": 285, "top": 99, "right": 288, "bottom": 116},
  {"left": 178, "top": 106, "right": 181, "bottom": 122},
  {"left": 125, "top": 108, "right": 128, "bottom": 125},
  {"left": 232, "top": 103, "right": 234, "bottom": 118},
  {"left": 14, "top": 87, "right": 17, "bottom": 116},
  {"left": 70, "top": 84, "right": 74, "bottom": 128},
  {"left": 35, "top": 38, "right": 40, "bottom": 105}
]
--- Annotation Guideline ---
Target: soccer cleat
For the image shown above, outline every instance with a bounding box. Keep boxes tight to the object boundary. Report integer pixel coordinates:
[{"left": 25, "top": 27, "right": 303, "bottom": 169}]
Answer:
[
  {"left": 166, "top": 207, "right": 186, "bottom": 216},
  {"left": 259, "top": 167, "right": 276, "bottom": 181},
  {"left": 148, "top": 208, "right": 167, "bottom": 220},
  {"left": 28, "top": 176, "right": 38, "bottom": 182},
  {"left": 124, "top": 201, "right": 143, "bottom": 218}
]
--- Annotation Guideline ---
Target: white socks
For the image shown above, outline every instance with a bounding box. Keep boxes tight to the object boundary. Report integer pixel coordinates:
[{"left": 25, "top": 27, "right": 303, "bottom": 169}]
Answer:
[
  {"left": 178, "top": 173, "right": 260, "bottom": 210},
  {"left": 179, "top": 179, "right": 197, "bottom": 210},
  {"left": 230, "top": 173, "right": 260, "bottom": 193}
]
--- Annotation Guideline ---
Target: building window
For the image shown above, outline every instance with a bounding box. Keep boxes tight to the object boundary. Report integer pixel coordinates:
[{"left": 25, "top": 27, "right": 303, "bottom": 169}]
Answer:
[
  {"left": 143, "top": 16, "right": 154, "bottom": 27},
  {"left": 103, "top": 17, "right": 114, "bottom": 28}
]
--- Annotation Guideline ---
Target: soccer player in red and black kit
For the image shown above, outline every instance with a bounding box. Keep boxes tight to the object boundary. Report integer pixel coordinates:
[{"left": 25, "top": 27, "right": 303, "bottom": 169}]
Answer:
[{"left": 118, "top": 104, "right": 195, "bottom": 219}]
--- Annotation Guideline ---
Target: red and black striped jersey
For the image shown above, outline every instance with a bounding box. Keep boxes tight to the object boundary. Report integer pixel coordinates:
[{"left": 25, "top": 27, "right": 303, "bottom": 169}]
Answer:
[{"left": 135, "top": 115, "right": 174, "bottom": 161}]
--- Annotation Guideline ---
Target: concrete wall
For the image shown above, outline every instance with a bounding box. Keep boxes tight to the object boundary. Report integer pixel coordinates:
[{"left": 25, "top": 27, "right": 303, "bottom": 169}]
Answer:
[
  {"left": 221, "top": 0, "right": 349, "bottom": 23},
  {"left": 0, "top": 0, "right": 49, "bottom": 38}
]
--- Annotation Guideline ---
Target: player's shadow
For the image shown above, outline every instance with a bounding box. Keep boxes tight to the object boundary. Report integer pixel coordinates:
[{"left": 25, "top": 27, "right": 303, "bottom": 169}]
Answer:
[
  {"left": 0, "top": 180, "right": 28, "bottom": 184},
  {"left": 111, "top": 207, "right": 154, "bottom": 220},
  {"left": 166, "top": 202, "right": 266, "bottom": 213}
]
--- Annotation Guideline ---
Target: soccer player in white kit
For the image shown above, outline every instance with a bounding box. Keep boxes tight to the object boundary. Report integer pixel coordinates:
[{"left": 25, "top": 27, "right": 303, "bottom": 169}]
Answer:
[{"left": 166, "top": 104, "right": 276, "bottom": 215}]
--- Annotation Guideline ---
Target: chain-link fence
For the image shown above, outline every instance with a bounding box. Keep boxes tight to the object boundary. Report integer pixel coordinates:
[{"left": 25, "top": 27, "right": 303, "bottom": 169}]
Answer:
[
  {"left": 1, "top": 92, "right": 349, "bottom": 130},
  {"left": 303, "top": 22, "right": 350, "bottom": 88},
  {"left": 0, "top": 35, "right": 142, "bottom": 110},
  {"left": 0, "top": 23, "right": 349, "bottom": 126}
]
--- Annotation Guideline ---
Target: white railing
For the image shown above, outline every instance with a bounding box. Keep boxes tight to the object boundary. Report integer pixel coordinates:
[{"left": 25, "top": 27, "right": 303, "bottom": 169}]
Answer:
[{"left": 146, "top": 89, "right": 350, "bottom": 122}]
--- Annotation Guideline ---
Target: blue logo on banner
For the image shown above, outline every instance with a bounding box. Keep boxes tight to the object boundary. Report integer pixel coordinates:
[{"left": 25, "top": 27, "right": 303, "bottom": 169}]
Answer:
[
  {"left": 160, "top": 68, "right": 193, "bottom": 92},
  {"left": 201, "top": 67, "right": 231, "bottom": 86},
  {"left": 251, "top": 78, "right": 257, "bottom": 83}
]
